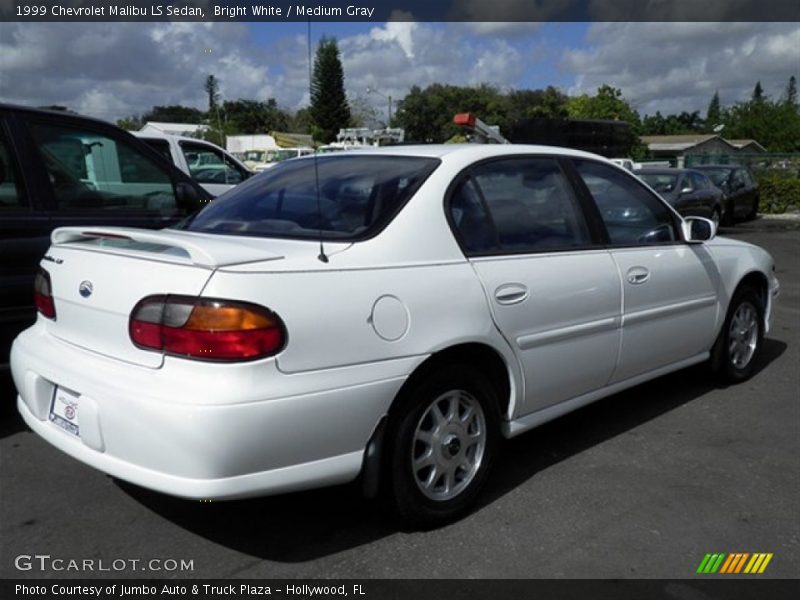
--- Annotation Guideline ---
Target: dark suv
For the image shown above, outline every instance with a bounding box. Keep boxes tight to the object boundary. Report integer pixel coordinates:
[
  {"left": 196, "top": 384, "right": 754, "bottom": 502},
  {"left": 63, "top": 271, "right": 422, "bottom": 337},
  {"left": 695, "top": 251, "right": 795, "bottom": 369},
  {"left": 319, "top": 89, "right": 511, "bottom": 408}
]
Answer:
[
  {"left": 0, "top": 104, "right": 210, "bottom": 377},
  {"left": 693, "top": 165, "right": 760, "bottom": 224}
]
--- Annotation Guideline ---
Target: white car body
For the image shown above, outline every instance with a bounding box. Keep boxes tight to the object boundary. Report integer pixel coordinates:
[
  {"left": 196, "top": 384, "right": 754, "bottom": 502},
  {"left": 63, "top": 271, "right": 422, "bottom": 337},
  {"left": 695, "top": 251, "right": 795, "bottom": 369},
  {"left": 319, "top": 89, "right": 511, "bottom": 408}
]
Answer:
[
  {"left": 11, "top": 145, "right": 779, "bottom": 519},
  {"left": 133, "top": 132, "right": 252, "bottom": 197}
]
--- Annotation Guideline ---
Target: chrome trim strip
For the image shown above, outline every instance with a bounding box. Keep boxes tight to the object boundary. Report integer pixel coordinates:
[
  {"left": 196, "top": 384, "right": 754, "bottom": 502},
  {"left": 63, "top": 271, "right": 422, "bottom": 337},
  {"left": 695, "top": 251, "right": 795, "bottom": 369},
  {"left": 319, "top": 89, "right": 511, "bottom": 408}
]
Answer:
[
  {"left": 516, "top": 316, "right": 620, "bottom": 350},
  {"left": 624, "top": 295, "right": 717, "bottom": 327}
]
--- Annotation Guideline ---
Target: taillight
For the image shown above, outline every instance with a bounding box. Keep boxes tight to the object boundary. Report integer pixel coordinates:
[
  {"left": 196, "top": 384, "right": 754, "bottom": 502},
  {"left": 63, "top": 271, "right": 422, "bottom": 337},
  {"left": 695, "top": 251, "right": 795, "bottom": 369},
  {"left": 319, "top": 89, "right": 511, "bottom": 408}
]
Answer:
[
  {"left": 34, "top": 268, "right": 56, "bottom": 319},
  {"left": 129, "top": 295, "right": 286, "bottom": 362}
]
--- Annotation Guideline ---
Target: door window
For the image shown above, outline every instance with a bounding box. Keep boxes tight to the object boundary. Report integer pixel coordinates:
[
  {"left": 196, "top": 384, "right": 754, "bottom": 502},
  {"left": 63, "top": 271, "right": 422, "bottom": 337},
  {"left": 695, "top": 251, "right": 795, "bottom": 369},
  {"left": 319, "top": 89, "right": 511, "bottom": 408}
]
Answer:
[
  {"left": 29, "top": 122, "right": 178, "bottom": 213},
  {"left": 574, "top": 159, "right": 678, "bottom": 246},
  {"left": 689, "top": 172, "right": 708, "bottom": 190},
  {"left": 0, "top": 126, "right": 25, "bottom": 210},
  {"left": 179, "top": 141, "right": 247, "bottom": 186},
  {"left": 451, "top": 158, "right": 591, "bottom": 255}
]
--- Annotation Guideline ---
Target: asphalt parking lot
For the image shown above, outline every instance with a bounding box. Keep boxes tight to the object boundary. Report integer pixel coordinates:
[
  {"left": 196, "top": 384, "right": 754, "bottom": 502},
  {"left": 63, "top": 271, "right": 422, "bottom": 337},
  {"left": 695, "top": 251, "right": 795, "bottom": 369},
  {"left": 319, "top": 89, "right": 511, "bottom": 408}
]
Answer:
[{"left": 1, "top": 216, "right": 798, "bottom": 580}]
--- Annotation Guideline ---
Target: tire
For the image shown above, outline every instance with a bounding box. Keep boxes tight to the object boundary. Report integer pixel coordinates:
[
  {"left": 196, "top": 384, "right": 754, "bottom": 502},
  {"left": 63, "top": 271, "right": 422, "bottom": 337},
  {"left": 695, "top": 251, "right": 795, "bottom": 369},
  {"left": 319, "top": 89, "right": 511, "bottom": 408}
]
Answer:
[
  {"left": 710, "top": 287, "right": 764, "bottom": 383},
  {"left": 710, "top": 207, "right": 721, "bottom": 231},
  {"left": 721, "top": 198, "right": 735, "bottom": 226},
  {"left": 385, "top": 364, "right": 499, "bottom": 528},
  {"left": 746, "top": 198, "right": 758, "bottom": 221}
]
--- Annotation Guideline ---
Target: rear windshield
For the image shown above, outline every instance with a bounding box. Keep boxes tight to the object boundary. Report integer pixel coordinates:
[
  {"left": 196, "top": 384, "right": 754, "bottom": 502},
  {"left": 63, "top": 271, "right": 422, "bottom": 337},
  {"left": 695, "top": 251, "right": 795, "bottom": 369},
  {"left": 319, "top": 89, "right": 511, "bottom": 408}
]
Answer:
[
  {"left": 638, "top": 173, "right": 679, "bottom": 193},
  {"left": 696, "top": 167, "right": 731, "bottom": 186},
  {"left": 178, "top": 154, "right": 439, "bottom": 240}
]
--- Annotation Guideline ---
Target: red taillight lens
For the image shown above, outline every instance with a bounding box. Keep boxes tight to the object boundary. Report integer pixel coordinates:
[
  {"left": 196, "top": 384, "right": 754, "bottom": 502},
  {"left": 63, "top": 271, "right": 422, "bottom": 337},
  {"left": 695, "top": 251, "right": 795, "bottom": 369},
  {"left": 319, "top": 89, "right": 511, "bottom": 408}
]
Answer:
[
  {"left": 34, "top": 268, "right": 56, "bottom": 319},
  {"left": 129, "top": 295, "right": 286, "bottom": 362}
]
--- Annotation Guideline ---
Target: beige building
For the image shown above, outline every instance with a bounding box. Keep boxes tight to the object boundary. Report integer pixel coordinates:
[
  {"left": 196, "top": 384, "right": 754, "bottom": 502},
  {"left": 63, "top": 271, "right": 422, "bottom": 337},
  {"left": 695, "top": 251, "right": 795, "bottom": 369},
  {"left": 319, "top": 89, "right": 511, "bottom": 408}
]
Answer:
[{"left": 641, "top": 134, "right": 765, "bottom": 167}]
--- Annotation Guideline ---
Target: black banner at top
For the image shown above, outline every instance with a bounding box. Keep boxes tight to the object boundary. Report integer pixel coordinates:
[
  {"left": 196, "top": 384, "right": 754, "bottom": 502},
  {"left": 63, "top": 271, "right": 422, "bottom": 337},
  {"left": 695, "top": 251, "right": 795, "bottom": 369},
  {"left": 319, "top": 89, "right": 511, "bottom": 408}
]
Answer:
[{"left": 2, "top": 0, "right": 800, "bottom": 22}]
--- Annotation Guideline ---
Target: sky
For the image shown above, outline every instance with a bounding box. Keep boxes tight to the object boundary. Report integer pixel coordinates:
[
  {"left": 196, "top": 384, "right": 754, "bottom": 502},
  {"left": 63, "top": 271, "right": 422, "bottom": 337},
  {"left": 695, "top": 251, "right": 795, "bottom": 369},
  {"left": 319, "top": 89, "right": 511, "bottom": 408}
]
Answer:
[{"left": 0, "top": 20, "right": 797, "bottom": 126}]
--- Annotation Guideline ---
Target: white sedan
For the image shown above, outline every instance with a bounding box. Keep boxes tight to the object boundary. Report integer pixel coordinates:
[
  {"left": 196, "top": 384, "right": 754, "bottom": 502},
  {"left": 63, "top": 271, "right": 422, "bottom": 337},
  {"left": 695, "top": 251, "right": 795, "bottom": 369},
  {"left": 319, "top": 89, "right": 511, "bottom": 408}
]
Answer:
[{"left": 11, "top": 145, "right": 779, "bottom": 526}]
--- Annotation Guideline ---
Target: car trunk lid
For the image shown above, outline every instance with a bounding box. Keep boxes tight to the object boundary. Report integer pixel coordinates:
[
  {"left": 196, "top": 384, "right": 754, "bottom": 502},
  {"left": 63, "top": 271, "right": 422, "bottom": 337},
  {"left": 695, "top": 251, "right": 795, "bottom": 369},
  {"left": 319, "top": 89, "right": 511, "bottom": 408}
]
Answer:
[{"left": 42, "top": 226, "right": 287, "bottom": 368}]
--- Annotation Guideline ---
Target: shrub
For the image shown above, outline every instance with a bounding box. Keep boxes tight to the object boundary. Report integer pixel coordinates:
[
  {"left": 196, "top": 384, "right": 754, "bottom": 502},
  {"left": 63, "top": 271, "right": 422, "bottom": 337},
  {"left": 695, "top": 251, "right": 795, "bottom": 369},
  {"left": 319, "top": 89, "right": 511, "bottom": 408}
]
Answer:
[{"left": 756, "top": 172, "right": 800, "bottom": 214}]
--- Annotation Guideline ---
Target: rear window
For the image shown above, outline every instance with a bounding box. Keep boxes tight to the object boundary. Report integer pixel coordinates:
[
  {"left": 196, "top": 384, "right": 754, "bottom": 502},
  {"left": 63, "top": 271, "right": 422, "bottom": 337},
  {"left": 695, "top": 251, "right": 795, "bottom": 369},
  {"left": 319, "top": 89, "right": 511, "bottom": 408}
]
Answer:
[
  {"left": 179, "top": 155, "right": 439, "bottom": 240},
  {"left": 697, "top": 168, "right": 731, "bottom": 187},
  {"left": 638, "top": 172, "right": 679, "bottom": 194}
]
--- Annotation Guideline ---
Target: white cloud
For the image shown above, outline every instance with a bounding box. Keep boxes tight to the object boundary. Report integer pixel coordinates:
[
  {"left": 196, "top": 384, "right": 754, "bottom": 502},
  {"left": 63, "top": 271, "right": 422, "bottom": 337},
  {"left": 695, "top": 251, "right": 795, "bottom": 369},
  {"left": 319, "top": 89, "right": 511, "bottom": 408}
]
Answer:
[{"left": 562, "top": 22, "right": 800, "bottom": 115}]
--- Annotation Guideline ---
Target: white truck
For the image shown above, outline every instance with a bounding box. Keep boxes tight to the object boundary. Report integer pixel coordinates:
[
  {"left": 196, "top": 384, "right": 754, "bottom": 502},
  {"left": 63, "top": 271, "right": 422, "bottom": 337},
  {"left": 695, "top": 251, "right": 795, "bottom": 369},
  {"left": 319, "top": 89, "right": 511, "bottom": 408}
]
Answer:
[{"left": 134, "top": 132, "right": 253, "bottom": 197}]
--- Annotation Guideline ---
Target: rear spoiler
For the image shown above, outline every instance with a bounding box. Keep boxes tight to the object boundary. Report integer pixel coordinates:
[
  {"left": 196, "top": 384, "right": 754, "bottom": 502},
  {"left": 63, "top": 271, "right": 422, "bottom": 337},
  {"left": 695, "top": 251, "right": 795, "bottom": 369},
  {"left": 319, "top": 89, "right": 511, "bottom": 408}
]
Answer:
[{"left": 51, "top": 227, "right": 284, "bottom": 268}]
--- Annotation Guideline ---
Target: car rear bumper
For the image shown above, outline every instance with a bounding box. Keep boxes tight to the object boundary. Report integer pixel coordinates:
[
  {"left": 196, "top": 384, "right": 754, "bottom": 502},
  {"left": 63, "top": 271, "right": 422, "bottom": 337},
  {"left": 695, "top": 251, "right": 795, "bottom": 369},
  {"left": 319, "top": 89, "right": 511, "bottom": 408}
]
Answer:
[{"left": 12, "top": 324, "right": 418, "bottom": 499}]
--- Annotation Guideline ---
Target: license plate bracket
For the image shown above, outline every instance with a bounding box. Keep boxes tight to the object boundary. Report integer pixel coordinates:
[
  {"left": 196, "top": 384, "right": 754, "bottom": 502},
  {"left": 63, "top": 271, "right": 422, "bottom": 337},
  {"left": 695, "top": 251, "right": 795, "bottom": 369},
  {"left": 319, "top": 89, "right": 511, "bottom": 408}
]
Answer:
[{"left": 50, "top": 386, "right": 81, "bottom": 437}]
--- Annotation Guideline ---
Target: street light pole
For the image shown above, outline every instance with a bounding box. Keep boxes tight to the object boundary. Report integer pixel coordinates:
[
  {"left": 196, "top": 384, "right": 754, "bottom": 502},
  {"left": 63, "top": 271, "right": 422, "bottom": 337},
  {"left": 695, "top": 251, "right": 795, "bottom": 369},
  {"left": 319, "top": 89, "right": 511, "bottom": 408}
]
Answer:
[{"left": 366, "top": 86, "right": 392, "bottom": 126}]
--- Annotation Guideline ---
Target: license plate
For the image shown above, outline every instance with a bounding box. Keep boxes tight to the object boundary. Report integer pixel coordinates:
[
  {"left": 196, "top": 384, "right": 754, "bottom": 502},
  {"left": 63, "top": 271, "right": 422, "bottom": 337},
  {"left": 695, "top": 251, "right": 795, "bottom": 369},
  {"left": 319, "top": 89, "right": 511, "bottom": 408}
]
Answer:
[{"left": 50, "top": 386, "right": 80, "bottom": 437}]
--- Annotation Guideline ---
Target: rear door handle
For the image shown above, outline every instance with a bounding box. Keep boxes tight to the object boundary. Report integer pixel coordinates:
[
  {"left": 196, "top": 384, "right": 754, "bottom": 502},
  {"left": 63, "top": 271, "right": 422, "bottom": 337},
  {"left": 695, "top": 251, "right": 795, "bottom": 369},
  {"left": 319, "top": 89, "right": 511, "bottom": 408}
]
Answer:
[
  {"left": 495, "top": 283, "right": 529, "bottom": 305},
  {"left": 626, "top": 267, "right": 650, "bottom": 285}
]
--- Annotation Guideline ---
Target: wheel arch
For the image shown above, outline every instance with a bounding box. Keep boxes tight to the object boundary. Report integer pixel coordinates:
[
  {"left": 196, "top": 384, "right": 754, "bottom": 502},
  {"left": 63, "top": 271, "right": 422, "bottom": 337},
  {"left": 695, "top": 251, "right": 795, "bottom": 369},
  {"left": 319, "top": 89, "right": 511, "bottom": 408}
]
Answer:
[
  {"left": 733, "top": 270, "right": 769, "bottom": 318},
  {"left": 388, "top": 342, "right": 514, "bottom": 421},
  {"left": 359, "top": 342, "right": 515, "bottom": 499}
]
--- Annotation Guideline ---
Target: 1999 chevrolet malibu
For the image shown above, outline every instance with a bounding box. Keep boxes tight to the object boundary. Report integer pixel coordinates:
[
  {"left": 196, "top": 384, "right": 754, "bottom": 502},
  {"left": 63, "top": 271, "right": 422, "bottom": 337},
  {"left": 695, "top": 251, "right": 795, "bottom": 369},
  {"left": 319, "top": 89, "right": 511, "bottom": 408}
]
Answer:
[{"left": 11, "top": 145, "right": 779, "bottom": 526}]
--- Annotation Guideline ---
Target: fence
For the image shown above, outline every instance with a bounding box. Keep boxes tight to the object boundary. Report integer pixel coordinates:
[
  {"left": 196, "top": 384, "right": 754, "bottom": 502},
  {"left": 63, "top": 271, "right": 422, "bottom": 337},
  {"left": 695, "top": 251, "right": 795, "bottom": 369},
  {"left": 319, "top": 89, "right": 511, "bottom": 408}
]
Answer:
[{"left": 685, "top": 153, "right": 800, "bottom": 177}]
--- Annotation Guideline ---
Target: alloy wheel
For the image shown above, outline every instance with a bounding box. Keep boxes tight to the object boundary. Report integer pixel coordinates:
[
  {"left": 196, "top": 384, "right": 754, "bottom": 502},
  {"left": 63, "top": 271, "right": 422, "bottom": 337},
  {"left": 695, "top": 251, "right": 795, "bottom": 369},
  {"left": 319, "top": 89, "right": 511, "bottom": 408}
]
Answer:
[
  {"left": 728, "top": 301, "right": 759, "bottom": 369},
  {"left": 411, "top": 390, "right": 487, "bottom": 501}
]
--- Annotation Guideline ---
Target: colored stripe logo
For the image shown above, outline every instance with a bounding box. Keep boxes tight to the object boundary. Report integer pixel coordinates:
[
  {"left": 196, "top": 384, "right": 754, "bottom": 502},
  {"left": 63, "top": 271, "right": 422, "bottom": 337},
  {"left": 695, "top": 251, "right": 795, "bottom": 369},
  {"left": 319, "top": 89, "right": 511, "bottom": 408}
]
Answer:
[{"left": 696, "top": 553, "right": 773, "bottom": 574}]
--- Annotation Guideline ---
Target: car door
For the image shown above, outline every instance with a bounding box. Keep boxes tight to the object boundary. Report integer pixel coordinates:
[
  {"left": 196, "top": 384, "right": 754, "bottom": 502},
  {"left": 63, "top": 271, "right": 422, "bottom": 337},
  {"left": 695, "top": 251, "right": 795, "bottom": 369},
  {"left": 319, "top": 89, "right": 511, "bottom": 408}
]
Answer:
[
  {"left": 734, "top": 168, "right": 758, "bottom": 218},
  {"left": 688, "top": 171, "right": 718, "bottom": 219},
  {"left": 21, "top": 116, "right": 201, "bottom": 232},
  {"left": 0, "top": 115, "right": 49, "bottom": 366},
  {"left": 178, "top": 140, "right": 249, "bottom": 196},
  {"left": 448, "top": 156, "right": 621, "bottom": 415},
  {"left": 570, "top": 159, "right": 720, "bottom": 383}
]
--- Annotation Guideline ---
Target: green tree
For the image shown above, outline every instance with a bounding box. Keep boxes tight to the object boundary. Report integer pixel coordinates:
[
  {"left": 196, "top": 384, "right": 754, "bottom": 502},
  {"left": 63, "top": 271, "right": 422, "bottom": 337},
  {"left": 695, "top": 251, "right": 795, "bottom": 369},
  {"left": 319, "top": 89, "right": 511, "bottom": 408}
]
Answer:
[
  {"left": 566, "top": 84, "right": 641, "bottom": 127},
  {"left": 221, "top": 99, "right": 289, "bottom": 133},
  {"left": 706, "top": 91, "right": 721, "bottom": 130},
  {"left": 394, "top": 83, "right": 509, "bottom": 143},
  {"left": 752, "top": 81, "right": 764, "bottom": 103},
  {"left": 785, "top": 75, "right": 797, "bottom": 108},
  {"left": 309, "top": 37, "right": 351, "bottom": 143},
  {"left": 117, "top": 115, "right": 144, "bottom": 131},
  {"left": 141, "top": 105, "right": 205, "bottom": 124},
  {"left": 205, "top": 75, "right": 221, "bottom": 113}
]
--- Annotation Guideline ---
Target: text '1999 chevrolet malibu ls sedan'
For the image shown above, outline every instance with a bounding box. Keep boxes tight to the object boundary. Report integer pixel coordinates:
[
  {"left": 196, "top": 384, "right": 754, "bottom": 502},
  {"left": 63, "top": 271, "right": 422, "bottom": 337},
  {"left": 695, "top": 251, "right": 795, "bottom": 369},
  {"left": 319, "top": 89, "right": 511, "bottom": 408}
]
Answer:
[{"left": 11, "top": 145, "right": 780, "bottom": 526}]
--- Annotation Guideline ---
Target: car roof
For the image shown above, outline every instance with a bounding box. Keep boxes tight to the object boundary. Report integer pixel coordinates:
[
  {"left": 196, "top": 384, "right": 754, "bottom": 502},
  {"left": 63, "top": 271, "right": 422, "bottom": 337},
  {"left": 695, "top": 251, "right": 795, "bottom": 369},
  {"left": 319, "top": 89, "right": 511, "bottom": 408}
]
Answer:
[
  {"left": 0, "top": 102, "right": 118, "bottom": 128},
  {"left": 133, "top": 131, "right": 222, "bottom": 146},
  {"left": 303, "top": 143, "right": 616, "bottom": 162},
  {"left": 693, "top": 164, "right": 738, "bottom": 170},
  {"left": 635, "top": 168, "right": 693, "bottom": 175}
]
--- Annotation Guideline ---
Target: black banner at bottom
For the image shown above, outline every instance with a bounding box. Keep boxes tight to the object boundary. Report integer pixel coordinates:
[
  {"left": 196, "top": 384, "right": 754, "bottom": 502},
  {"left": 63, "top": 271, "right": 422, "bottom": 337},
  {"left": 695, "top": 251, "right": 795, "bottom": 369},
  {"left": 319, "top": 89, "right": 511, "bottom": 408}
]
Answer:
[{"left": 2, "top": 579, "right": 799, "bottom": 600}]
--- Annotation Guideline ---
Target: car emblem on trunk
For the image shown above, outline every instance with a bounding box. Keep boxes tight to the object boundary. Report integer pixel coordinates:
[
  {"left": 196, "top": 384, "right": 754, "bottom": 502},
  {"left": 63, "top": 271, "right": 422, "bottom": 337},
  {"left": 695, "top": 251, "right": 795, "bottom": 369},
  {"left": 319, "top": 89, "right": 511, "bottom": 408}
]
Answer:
[{"left": 79, "top": 281, "right": 93, "bottom": 298}]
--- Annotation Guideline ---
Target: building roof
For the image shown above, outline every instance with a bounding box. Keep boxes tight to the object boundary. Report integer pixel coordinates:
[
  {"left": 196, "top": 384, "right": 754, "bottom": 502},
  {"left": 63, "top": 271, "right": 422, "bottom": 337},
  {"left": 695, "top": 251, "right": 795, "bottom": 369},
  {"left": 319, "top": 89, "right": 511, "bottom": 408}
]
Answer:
[
  {"left": 727, "top": 139, "right": 767, "bottom": 152},
  {"left": 139, "top": 122, "right": 208, "bottom": 137},
  {"left": 640, "top": 134, "right": 726, "bottom": 152},
  {"left": 640, "top": 134, "right": 765, "bottom": 154}
]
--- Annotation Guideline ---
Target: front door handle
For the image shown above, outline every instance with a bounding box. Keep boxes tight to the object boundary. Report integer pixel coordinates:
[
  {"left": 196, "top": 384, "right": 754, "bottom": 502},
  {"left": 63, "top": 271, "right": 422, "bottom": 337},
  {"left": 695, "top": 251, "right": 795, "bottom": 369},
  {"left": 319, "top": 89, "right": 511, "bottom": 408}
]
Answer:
[
  {"left": 495, "top": 283, "right": 529, "bottom": 305},
  {"left": 626, "top": 267, "right": 650, "bottom": 285}
]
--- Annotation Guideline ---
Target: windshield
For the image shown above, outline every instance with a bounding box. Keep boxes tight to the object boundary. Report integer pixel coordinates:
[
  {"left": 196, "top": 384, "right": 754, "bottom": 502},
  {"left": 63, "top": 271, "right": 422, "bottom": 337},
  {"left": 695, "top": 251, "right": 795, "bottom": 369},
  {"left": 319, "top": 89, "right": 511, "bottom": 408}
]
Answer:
[
  {"left": 697, "top": 168, "right": 731, "bottom": 186},
  {"left": 178, "top": 154, "right": 440, "bottom": 240},
  {"left": 245, "top": 151, "right": 266, "bottom": 162},
  {"left": 638, "top": 173, "right": 679, "bottom": 194}
]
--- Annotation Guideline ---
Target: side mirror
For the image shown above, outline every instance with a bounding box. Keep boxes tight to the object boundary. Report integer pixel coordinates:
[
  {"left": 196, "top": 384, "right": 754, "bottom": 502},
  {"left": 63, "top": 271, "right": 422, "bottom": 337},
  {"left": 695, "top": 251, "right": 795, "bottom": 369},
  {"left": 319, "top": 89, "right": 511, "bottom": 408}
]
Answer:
[
  {"left": 176, "top": 181, "right": 203, "bottom": 210},
  {"left": 679, "top": 187, "right": 693, "bottom": 195},
  {"left": 682, "top": 216, "right": 716, "bottom": 243}
]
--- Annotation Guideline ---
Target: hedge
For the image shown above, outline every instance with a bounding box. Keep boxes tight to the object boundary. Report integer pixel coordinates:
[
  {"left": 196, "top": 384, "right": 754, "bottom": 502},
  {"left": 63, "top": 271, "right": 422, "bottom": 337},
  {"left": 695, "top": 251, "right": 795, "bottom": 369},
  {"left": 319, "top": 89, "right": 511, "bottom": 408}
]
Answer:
[{"left": 756, "top": 172, "right": 800, "bottom": 214}]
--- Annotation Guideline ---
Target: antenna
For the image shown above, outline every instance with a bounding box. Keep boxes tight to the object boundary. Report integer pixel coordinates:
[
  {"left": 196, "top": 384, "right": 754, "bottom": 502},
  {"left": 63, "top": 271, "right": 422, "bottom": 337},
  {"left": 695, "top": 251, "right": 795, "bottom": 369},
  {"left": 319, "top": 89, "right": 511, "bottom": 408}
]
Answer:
[{"left": 307, "top": 19, "right": 329, "bottom": 263}]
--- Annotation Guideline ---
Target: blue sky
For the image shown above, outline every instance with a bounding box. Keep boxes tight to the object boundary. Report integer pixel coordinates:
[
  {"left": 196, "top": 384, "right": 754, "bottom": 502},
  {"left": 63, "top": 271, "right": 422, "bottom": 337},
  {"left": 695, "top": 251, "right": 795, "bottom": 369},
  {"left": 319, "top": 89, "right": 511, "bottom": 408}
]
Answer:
[{"left": 0, "top": 21, "right": 796, "bottom": 124}]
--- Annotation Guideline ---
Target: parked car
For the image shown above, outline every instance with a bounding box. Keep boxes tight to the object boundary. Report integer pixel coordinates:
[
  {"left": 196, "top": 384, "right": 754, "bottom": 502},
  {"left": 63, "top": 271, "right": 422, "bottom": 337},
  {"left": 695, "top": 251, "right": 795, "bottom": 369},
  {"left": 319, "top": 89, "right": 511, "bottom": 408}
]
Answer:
[
  {"left": 693, "top": 165, "right": 760, "bottom": 223},
  {"left": 11, "top": 145, "right": 779, "bottom": 527},
  {"left": 635, "top": 168, "right": 725, "bottom": 228},
  {"left": 0, "top": 103, "right": 210, "bottom": 378},
  {"left": 242, "top": 147, "right": 314, "bottom": 172},
  {"left": 133, "top": 132, "right": 253, "bottom": 197}
]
